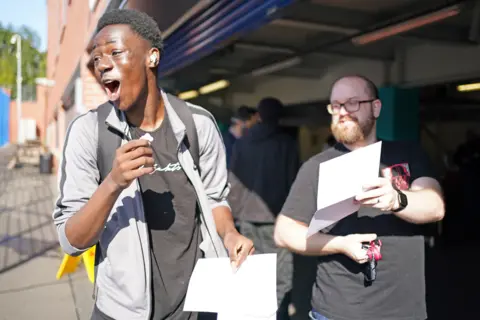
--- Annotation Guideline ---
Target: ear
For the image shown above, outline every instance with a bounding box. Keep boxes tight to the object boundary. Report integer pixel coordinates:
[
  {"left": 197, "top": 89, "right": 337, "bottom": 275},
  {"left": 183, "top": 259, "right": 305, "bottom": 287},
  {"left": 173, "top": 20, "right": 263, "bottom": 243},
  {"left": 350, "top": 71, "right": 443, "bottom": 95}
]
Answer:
[
  {"left": 373, "top": 99, "right": 382, "bottom": 119},
  {"left": 147, "top": 48, "right": 160, "bottom": 68}
]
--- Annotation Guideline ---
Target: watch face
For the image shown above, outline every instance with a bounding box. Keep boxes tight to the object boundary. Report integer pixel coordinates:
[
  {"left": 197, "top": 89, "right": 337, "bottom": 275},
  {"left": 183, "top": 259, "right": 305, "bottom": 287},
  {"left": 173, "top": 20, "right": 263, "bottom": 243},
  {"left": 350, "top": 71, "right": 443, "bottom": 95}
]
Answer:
[{"left": 398, "top": 192, "right": 408, "bottom": 207}]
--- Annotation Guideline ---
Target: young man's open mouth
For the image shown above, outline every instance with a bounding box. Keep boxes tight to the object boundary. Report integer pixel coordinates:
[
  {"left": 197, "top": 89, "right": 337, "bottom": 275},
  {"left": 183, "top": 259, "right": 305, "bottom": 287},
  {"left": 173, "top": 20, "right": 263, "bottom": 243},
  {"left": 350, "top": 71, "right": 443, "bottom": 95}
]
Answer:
[{"left": 102, "top": 78, "right": 121, "bottom": 102}]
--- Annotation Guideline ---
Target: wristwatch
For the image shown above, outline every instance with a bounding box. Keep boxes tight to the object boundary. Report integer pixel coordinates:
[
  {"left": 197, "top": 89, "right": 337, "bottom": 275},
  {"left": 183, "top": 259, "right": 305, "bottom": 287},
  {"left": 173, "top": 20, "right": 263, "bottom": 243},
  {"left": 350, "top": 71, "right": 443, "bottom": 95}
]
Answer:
[{"left": 392, "top": 188, "right": 408, "bottom": 212}]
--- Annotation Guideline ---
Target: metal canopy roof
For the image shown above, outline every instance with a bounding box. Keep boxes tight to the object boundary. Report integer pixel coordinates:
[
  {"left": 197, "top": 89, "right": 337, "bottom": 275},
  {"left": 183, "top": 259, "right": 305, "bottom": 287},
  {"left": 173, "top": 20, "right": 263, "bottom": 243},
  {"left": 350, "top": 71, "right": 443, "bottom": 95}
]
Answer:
[{"left": 161, "top": 0, "right": 478, "bottom": 93}]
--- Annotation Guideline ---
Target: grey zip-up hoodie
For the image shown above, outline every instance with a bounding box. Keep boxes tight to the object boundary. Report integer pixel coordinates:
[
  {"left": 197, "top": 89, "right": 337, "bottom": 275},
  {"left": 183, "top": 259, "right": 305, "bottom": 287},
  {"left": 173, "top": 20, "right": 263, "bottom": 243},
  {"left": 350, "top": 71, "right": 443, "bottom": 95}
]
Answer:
[{"left": 52, "top": 91, "right": 229, "bottom": 320}]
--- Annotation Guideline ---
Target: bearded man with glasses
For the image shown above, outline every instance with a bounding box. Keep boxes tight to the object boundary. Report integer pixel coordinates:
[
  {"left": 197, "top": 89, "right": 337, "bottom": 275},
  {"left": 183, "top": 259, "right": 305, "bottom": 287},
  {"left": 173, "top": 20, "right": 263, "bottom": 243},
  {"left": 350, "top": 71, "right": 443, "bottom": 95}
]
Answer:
[{"left": 274, "top": 75, "right": 445, "bottom": 320}]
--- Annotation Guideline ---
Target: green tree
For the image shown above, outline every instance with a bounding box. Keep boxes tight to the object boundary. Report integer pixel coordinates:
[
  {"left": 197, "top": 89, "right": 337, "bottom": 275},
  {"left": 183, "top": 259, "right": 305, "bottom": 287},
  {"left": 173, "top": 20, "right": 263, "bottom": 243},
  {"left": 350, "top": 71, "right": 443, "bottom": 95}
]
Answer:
[{"left": 0, "top": 23, "right": 46, "bottom": 100}]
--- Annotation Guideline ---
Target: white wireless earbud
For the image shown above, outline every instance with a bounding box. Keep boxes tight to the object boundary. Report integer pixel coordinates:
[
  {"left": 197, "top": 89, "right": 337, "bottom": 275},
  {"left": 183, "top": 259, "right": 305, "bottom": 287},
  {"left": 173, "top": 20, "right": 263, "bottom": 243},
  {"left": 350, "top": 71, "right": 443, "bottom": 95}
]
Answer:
[{"left": 150, "top": 54, "right": 157, "bottom": 64}]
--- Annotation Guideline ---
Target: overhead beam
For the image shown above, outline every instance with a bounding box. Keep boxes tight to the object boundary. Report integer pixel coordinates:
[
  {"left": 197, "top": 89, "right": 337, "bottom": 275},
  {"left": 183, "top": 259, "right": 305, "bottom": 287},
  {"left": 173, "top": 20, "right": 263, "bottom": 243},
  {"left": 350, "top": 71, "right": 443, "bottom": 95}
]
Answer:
[
  {"left": 162, "top": 0, "right": 215, "bottom": 39},
  {"left": 309, "top": 50, "right": 394, "bottom": 62},
  {"left": 235, "top": 42, "right": 295, "bottom": 54},
  {"left": 236, "top": 42, "right": 394, "bottom": 61},
  {"left": 271, "top": 18, "right": 472, "bottom": 46},
  {"left": 271, "top": 19, "right": 357, "bottom": 35},
  {"left": 352, "top": 4, "right": 462, "bottom": 45}
]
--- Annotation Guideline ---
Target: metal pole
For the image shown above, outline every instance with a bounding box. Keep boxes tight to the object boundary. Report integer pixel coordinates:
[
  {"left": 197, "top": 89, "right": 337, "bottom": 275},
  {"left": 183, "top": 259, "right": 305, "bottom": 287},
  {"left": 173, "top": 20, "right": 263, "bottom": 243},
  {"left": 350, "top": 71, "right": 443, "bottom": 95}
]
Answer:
[
  {"left": 15, "top": 35, "right": 22, "bottom": 144},
  {"left": 35, "top": 78, "right": 56, "bottom": 152},
  {"left": 44, "top": 86, "right": 48, "bottom": 146}
]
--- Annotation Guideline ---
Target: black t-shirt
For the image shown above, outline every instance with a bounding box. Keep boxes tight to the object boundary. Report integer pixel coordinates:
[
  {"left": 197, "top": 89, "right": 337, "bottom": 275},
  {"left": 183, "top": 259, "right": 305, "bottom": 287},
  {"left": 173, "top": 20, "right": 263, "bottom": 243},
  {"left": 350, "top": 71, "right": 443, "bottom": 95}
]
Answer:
[
  {"left": 281, "top": 140, "right": 435, "bottom": 320},
  {"left": 133, "top": 113, "right": 201, "bottom": 320},
  {"left": 91, "top": 111, "right": 202, "bottom": 320}
]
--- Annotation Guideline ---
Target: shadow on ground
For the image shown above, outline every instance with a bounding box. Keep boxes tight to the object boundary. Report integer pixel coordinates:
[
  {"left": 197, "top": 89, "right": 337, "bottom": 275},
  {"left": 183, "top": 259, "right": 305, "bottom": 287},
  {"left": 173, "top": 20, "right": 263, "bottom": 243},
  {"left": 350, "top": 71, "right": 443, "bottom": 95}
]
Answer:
[{"left": 0, "top": 164, "right": 59, "bottom": 274}]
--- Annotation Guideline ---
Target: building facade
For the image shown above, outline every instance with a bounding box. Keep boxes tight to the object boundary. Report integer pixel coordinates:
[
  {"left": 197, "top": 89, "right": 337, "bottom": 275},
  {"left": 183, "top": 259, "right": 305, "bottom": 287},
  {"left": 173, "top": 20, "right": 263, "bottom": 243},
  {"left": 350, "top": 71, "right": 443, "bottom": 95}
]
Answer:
[{"left": 45, "top": 0, "right": 117, "bottom": 167}]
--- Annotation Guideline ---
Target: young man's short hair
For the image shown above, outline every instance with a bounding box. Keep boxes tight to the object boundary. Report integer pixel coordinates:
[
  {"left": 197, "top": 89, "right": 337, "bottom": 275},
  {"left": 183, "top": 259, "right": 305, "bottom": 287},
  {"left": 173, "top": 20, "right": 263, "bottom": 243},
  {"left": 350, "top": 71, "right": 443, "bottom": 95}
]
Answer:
[{"left": 96, "top": 9, "right": 164, "bottom": 56}]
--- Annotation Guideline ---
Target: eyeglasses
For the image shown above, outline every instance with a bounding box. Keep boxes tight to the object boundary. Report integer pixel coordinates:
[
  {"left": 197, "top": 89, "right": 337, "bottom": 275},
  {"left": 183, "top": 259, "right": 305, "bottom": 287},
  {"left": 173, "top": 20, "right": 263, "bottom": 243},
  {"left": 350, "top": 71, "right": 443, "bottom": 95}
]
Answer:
[{"left": 327, "top": 99, "right": 376, "bottom": 114}]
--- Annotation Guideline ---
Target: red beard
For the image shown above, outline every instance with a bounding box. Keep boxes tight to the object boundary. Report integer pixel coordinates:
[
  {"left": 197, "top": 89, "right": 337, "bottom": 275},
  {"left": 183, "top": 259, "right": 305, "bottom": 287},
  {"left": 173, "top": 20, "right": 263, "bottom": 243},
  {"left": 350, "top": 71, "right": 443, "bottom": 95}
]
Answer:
[{"left": 331, "top": 115, "right": 374, "bottom": 145}]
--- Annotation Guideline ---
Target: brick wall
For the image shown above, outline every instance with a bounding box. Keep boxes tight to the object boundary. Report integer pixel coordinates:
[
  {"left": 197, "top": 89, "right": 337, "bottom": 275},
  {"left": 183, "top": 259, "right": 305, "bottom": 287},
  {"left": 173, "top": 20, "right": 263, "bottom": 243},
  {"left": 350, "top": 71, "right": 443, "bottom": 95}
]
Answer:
[
  {"left": 46, "top": 0, "right": 110, "bottom": 158},
  {"left": 9, "top": 84, "right": 48, "bottom": 143},
  {"left": 46, "top": 0, "right": 110, "bottom": 119}
]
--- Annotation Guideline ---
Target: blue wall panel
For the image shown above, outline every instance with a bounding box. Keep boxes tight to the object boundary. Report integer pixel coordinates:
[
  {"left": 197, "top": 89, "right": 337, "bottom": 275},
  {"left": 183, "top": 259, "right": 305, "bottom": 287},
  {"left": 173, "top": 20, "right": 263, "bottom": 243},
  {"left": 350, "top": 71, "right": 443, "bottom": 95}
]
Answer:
[
  {"left": 0, "top": 89, "right": 10, "bottom": 147},
  {"left": 158, "top": 0, "right": 295, "bottom": 77}
]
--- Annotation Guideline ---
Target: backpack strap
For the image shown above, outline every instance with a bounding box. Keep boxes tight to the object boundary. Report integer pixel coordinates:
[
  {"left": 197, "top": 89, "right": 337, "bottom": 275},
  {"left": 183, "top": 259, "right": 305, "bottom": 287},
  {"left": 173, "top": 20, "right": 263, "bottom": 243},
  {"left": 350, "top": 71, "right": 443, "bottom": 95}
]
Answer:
[
  {"left": 92, "top": 102, "right": 122, "bottom": 300},
  {"left": 166, "top": 93, "right": 200, "bottom": 173},
  {"left": 96, "top": 102, "right": 122, "bottom": 184}
]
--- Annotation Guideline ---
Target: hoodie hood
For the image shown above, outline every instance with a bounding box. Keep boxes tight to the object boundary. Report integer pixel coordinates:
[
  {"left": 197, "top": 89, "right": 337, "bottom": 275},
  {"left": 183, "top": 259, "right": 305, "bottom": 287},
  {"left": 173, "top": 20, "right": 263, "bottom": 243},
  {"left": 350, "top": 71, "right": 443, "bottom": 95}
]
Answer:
[{"left": 243, "top": 123, "right": 280, "bottom": 142}]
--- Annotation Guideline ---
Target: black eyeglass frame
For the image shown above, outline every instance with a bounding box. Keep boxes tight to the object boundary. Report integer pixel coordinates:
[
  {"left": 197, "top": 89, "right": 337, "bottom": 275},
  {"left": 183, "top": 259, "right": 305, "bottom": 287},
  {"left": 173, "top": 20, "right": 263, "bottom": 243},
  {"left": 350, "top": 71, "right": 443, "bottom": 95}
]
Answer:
[{"left": 327, "top": 99, "right": 377, "bottom": 114}]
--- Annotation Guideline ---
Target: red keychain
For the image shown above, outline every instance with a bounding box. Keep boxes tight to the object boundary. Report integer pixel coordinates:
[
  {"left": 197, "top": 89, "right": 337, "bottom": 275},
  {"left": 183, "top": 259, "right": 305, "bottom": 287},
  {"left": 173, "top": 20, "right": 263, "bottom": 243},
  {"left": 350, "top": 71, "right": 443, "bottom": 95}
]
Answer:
[{"left": 362, "top": 239, "right": 382, "bottom": 284}]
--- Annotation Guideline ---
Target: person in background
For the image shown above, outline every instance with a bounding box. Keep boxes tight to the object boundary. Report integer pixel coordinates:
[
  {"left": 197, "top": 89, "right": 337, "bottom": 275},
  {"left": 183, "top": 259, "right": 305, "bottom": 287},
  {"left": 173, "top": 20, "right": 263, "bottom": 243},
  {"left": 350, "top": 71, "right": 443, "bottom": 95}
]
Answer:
[
  {"left": 229, "top": 97, "right": 300, "bottom": 320},
  {"left": 222, "top": 105, "right": 258, "bottom": 168},
  {"left": 274, "top": 75, "right": 445, "bottom": 320}
]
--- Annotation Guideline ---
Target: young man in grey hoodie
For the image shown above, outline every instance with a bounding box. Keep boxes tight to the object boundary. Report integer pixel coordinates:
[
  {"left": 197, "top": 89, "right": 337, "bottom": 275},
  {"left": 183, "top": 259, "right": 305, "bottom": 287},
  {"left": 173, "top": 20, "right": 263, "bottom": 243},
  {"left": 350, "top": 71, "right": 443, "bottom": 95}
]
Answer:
[{"left": 53, "top": 9, "right": 254, "bottom": 320}]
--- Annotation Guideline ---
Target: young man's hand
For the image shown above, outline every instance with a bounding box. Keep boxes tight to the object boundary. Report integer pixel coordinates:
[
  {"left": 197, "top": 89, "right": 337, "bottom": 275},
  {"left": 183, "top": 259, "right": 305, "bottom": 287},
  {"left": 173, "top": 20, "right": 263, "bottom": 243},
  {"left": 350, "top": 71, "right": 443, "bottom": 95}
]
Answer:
[
  {"left": 223, "top": 230, "right": 255, "bottom": 272},
  {"left": 106, "top": 139, "right": 155, "bottom": 191}
]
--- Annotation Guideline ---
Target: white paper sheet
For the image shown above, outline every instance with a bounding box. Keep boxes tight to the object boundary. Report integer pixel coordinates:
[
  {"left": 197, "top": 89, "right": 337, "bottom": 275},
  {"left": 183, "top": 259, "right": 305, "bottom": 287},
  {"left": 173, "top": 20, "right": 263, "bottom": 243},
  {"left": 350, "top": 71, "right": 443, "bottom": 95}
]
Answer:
[
  {"left": 307, "top": 141, "right": 382, "bottom": 237},
  {"left": 184, "top": 254, "right": 277, "bottom": 318}
]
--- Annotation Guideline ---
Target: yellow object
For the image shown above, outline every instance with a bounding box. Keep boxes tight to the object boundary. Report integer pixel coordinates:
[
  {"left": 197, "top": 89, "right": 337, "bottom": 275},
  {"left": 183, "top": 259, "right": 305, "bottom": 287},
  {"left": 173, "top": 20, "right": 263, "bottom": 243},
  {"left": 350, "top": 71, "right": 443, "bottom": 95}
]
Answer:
[
  {"left": 56, "top": 246, "right": 96, "bottom": 284},
  {"left": 83, "top": 246, "right": 96, "bottom": 283}
]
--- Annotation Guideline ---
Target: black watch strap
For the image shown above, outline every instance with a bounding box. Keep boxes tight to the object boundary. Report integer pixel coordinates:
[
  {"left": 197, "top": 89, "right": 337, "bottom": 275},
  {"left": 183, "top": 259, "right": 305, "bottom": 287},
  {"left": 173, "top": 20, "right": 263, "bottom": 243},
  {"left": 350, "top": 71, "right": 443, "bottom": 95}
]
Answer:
[{"left": 392, "top": 189, "right": 408, "bottom": 212}]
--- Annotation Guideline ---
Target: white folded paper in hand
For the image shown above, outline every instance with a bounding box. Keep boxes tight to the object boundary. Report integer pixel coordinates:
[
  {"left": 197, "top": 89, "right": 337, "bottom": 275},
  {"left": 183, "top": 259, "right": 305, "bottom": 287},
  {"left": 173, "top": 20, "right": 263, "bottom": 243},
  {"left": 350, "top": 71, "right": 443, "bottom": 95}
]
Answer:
[
  {"left": 139, "top": 132, "right": 153, "bottom": 143},
  {"left": 137, "top": 133, "right": 153, "bottom": 169},
  {"left": 307, "top": 141, "right": 382, "bottom": 237},
  {"left": 184, "top": 254, "right": 277, "bottom": 318}
]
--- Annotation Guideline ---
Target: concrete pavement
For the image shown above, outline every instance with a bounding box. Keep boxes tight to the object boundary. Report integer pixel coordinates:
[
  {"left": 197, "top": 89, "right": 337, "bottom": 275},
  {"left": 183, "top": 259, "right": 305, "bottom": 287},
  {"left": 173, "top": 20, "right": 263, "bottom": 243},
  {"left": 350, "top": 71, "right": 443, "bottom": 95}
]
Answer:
[{"left": 0, "top": 147, "right": 93, "bottom": 320}]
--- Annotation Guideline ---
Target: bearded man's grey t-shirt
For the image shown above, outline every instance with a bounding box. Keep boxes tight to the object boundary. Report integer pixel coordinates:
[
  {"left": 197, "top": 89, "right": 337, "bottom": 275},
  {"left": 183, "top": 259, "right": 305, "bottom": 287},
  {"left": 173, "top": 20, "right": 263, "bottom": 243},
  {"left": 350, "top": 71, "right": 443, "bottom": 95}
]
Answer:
[
  {"left": 93, "top": 109, "right": 202, "bottom": 320},
  {"left": 281, "top": 141, "right": 435, "bottom": 320}
]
